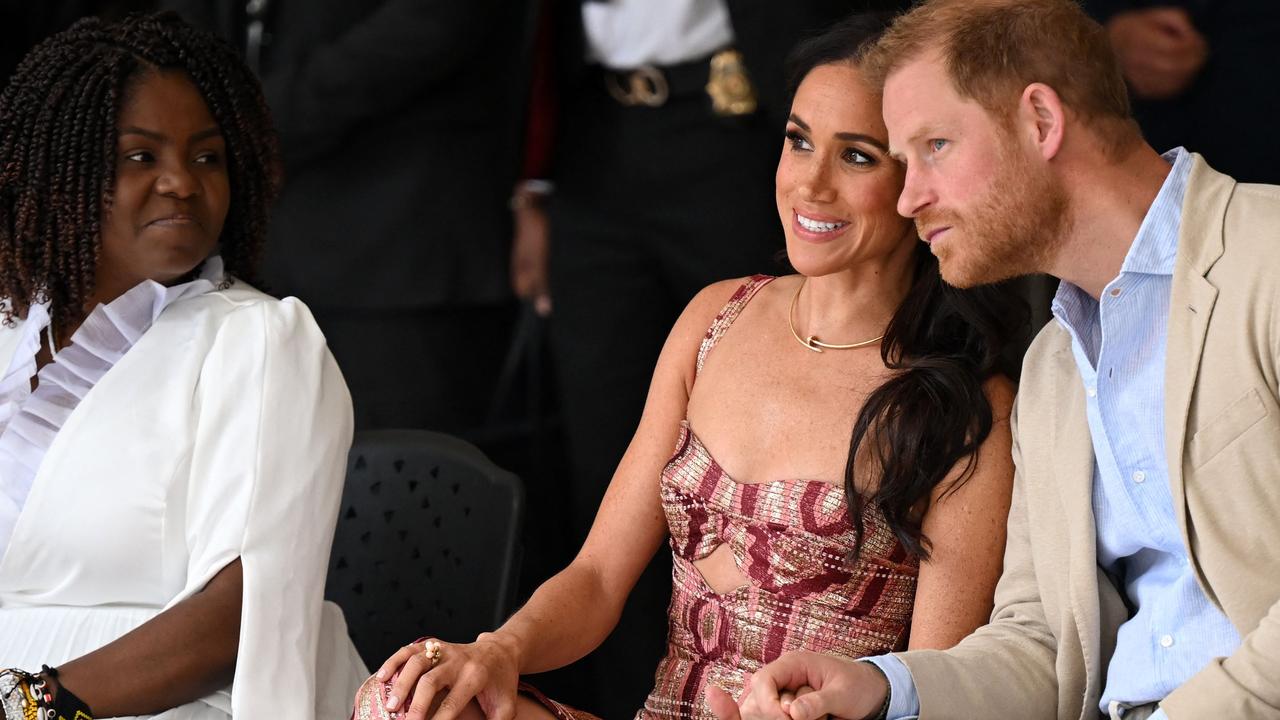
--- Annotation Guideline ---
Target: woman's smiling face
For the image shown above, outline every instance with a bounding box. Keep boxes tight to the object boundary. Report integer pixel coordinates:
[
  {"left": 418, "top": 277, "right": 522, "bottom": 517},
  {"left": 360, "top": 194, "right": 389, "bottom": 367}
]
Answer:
[
  {"left": 99, "top": 68, "right": 229, "bottom": 294},
  {"left": 775, "top": 62, "right": 914, "bottom": 278}
]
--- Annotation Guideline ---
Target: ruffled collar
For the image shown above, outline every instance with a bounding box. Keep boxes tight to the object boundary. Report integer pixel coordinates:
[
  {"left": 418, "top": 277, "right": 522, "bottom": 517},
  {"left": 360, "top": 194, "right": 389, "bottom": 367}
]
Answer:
[{"left": 0, "top": 258, "right": 224, "bottom": 559}]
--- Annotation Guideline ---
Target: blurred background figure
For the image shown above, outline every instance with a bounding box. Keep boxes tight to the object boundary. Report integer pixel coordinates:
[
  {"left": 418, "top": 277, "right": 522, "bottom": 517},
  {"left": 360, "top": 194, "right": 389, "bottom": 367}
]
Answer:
[
  {"left": 1085, "top": 0, "right": 1280, "bottom": 183},
  {"left": 515, "top": 1, "right": 908, "bottom": 715},
  {"left": 161, "top": 0, "right": 530, "bottom": 433}
]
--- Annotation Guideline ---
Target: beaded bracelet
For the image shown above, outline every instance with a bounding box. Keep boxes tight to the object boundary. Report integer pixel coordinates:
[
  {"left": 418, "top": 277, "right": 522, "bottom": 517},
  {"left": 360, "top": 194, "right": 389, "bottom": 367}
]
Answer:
[{"left": 0, "top": 667, "right": 94, "bottom": 720}]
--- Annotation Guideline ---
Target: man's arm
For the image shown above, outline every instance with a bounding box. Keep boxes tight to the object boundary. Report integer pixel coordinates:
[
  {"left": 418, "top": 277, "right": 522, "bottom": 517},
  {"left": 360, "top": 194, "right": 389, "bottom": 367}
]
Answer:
[{"left": 891, "top": 404, "right": 1060, "bottom": 718}]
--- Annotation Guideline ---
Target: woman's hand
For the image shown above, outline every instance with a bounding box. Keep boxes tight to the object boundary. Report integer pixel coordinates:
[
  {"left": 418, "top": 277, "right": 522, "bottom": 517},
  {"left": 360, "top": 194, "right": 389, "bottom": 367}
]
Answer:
[
  {"left": 376, "top": 632, "right": 522, "bottom": 720},
  {"left": 708, "top": 679, "right": 827, "bottom": 720},
  {"left": 706, "top": 651, "right": 885, "bottom": 720}
]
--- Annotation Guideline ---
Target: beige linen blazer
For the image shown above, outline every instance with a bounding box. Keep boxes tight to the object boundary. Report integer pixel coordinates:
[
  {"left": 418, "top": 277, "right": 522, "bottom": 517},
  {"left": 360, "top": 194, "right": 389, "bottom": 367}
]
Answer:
[{"left": 892, "top": 156, "right": 1280, "bottom": 719}]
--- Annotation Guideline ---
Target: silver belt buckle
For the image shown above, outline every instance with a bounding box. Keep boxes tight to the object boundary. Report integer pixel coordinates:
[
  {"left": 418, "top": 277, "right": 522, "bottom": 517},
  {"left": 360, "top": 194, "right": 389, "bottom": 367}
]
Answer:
[{"left": 606, "top": 65, "right": 669, "bottom": 108}]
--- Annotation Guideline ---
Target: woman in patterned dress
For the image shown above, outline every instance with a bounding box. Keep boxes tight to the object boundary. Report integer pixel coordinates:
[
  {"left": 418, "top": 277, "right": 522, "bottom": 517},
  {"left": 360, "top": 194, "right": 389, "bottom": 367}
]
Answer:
[{"left": 355, "top": 14, "right": 1025, "bottom": 720}]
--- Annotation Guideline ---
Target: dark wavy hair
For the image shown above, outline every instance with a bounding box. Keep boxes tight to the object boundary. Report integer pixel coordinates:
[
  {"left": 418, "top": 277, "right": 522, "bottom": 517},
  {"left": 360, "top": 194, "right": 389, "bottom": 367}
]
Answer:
[
  {"left": 0, "top": 12, "right": 280, "bottom": 333},
  {"left": 787, "top": 13, "right": 1028, "bottom": 561}
]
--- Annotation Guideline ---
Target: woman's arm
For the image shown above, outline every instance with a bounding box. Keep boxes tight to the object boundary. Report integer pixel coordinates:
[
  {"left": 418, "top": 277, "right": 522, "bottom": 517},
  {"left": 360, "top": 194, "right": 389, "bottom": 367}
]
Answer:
[
  {"left": 376, "top": 279, "right": 747, "bottom": 720},
  {"left": 907, "top": 377, "right": 1016, "bottom": 650},
  {"left": 47, "top": 559, "right": 242, "bottom": 717},
  {"left": 489, "top": 282, "right": 723, "bottom": 672}
]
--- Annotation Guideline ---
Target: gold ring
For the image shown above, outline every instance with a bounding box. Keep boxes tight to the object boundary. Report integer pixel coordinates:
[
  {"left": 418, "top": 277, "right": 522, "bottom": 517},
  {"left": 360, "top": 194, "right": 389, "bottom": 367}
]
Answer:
[{"left": 422, "top": 640, "right": 443, "bottom": 668}]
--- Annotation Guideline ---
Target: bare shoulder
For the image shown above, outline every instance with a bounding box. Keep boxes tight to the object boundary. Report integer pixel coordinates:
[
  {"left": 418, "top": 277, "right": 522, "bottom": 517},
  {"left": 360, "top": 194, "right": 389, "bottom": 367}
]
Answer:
[
  {"left": 668, "top": 276, "right": 760, "bottom": 345},
  {"left": 983, "top": 374, "right": 1016, "bottom": 424},
  {"left": 928, "top": 374, "right": 1016, "bottom": 507},
  {"left": 685, "top": 277, "right": 758, "bottom": 320},
  {"left": 657, "top": 277, "right": 766, "bottom": 390}
]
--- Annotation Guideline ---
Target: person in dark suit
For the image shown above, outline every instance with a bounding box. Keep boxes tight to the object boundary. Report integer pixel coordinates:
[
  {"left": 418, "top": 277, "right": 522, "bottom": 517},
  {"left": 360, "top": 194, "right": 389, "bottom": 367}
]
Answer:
[
  {"left": 162, "top": 0, "right": 529, "bottom": 431},
  {"left": 1085, "top": 0, "right": 1280, "bottom": 184},
  {"left": 512, "top": 2, "right": 909, "bottom": 715}
]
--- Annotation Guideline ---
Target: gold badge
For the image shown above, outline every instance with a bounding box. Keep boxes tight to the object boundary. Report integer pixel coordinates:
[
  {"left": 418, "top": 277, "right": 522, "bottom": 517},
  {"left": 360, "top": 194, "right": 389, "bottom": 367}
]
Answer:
[{"left": 706, "top": 49, "right": 758, "bottom": 117}]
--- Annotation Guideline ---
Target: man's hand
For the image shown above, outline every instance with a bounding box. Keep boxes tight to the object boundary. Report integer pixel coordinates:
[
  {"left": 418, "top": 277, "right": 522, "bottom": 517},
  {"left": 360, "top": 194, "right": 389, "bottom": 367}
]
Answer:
[
  {"left": 706, "top": 652, "right": 889, "bottom": 720},
  {"left": 1107, "top": 7, "right": 1208, "bottom": 100}
]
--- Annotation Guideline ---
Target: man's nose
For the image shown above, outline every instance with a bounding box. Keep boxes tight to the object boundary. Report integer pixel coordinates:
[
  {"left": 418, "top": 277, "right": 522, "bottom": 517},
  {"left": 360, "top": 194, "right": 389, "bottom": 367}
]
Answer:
[{"left": 897, "top": 165, "right": 934, "bottom": 219}]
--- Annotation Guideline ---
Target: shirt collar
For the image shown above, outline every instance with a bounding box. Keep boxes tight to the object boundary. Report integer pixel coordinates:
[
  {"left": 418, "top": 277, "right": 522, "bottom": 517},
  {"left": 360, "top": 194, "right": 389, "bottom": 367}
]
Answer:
[
  {"left": 1122, "top": 146, "right": 1190, "bottom": 276},
  {"left": 1051, "top": 147, "right": 1191, "bottom": 327},
  {"left": 8, "top": 255, "right": 225, "bottom": 370}
]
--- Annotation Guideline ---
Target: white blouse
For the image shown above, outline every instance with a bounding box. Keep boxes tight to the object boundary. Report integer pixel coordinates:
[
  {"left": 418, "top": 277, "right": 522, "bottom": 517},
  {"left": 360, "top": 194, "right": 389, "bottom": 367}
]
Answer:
[
  {"left": 0, "top": 264, "right": 366, "bottom": 719},
  {"left": 0, "top": 260, "right": 220, "bottom": 553}
]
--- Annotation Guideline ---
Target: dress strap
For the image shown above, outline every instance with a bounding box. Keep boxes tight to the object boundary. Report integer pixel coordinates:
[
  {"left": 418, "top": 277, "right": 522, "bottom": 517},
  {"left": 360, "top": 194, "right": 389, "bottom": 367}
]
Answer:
[{"left": 695, "top": 275, "right": 775, "bottom": 376}]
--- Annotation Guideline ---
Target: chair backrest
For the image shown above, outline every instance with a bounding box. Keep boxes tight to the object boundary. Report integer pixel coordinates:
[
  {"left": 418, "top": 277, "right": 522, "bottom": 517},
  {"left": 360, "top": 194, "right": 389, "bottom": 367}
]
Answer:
[{"left": 325, "top": 429, "right": 524, "bottom": 666}]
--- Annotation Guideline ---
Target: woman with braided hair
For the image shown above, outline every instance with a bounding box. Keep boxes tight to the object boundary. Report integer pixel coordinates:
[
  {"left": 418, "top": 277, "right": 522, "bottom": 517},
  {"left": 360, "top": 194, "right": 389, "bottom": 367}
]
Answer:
[{"left": 0, "top": 12, "right": 366, "bottom": 720}]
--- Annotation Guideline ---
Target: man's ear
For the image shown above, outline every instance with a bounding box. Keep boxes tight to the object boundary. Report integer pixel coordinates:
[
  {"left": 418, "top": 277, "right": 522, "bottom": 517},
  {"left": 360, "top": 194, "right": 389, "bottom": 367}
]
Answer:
[{"left": 1020, "top": 82, "right": 1065, "bottom": 160}]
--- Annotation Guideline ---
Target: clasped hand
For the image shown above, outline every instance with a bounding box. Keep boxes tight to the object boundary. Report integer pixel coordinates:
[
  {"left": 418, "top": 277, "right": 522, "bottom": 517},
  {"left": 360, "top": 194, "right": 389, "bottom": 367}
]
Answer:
[{"left": 706, "top": 651, "right": 888, "bottom": 720}]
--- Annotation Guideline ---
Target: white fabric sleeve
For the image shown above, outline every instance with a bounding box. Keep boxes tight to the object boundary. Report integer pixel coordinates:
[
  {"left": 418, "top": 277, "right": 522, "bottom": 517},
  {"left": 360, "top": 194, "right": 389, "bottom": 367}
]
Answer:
[{"left": 174, "top": 296, "right": 354, "bottom": 720}]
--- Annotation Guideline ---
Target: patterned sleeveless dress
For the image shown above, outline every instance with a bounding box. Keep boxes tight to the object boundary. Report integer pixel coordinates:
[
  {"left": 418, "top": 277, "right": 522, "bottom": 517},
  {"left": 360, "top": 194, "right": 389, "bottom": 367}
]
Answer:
[
  {"left": 637, "top": 275, "right": 920, "bottom": 720},
  {"left": 357, "top": 275, "right": 922, "bottom": 720}
]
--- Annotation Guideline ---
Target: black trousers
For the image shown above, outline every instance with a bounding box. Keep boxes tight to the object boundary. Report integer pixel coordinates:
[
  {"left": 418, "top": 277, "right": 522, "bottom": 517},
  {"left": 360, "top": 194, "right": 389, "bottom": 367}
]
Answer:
[{"left": 547, "top": 76, "right": 785, "bottom": 716}]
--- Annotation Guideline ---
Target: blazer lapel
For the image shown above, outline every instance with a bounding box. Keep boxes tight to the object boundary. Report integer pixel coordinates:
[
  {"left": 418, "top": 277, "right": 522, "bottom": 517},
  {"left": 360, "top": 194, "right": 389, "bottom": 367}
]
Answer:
[
  {"left": 1050, "top": 343, "right": 1105, "bottom": 706},
  {"left": 1163, "top": 156, "right": 1232, "bottom": 546}
]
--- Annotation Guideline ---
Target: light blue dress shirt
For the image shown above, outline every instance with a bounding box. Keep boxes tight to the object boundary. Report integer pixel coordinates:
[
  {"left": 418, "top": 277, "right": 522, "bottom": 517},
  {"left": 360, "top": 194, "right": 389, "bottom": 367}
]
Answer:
[{"left": 865, "top": 148, "right": 1239, "bottom": 720}]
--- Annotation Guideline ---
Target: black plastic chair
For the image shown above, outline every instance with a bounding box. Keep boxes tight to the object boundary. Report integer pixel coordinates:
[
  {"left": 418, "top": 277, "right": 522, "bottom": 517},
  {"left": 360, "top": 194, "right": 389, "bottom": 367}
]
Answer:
[{"left": 325, "top": 429, "right": 524, "bottom": 666}]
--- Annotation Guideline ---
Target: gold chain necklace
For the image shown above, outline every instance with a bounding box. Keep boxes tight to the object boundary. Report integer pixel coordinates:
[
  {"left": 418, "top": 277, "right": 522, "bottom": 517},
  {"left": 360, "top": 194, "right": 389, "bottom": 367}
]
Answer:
[{"left": 788, "top": 278, "right": 884, "bottom": 353}]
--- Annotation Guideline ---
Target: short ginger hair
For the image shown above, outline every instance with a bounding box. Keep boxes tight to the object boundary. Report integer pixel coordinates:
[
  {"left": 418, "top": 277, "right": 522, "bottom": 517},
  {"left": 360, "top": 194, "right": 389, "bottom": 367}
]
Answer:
[{"left": 865, "top": 0, "right": 1141, "bottom": 153}]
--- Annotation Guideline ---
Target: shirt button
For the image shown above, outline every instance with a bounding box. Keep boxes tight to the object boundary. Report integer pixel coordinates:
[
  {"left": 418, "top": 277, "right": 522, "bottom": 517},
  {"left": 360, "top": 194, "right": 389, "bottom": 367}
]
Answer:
[
  {"left": 1109, "top": 287, "right": 1122, "bottom": 297},
  {"left": 1132, "top": 470, "right": 1146, "bottom": 484},
  {"left": 1087, "top": 386, "right": 1097, "bottom": 397},
  {"left": 1160, "top": 634, "right": 1175, "bottom": 648}
]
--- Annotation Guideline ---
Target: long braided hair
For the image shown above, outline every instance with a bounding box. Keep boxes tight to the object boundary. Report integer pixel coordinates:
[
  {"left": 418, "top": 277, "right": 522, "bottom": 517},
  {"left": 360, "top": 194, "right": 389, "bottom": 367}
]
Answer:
[{"left": 0, "top": 12, "right": 279, "bottom": 333}]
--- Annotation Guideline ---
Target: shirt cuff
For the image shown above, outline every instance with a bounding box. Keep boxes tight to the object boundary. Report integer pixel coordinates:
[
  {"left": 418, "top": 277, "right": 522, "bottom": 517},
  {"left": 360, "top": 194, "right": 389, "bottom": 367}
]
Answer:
[{"left": 860, "top": 655, "right": 921, "bottom": 720}]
